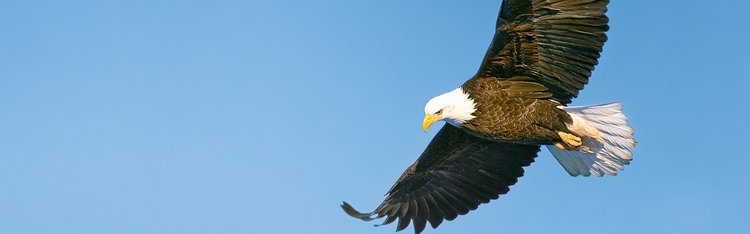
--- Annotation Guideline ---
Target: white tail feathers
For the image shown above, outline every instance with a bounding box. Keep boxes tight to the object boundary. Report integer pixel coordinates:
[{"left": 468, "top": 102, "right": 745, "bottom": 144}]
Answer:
[{"left": 547, "top": 102, "right": 637, "bottom": 177}]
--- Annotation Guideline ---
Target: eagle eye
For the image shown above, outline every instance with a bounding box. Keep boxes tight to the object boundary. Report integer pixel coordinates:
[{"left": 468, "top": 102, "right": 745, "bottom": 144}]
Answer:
[{"left": 434, "top": 109, "right": 443, "bottom": 115}]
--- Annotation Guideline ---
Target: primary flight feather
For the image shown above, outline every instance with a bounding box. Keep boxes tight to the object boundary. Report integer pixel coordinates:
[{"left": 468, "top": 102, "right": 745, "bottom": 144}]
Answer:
[{"left": 342, "top": 0, "right": 636, "bottom": 233}]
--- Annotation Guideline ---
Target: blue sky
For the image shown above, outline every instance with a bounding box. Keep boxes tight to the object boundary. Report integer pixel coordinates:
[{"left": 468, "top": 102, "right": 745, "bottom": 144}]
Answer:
[{"left": 1, "top": 0, "right": 749, "bottom": 233}]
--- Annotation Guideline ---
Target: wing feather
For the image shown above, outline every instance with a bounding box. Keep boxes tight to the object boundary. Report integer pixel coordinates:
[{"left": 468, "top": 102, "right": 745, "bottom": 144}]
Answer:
[
  {"left": 475, "top": 0, "right": 610, "bottom": 104},
  {"left": 342, "top": 124, "right": 539, "bottom": 233}
]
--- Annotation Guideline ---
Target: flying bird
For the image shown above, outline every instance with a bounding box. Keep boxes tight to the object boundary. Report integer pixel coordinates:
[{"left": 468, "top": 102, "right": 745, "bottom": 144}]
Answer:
[{"left": 342, "top": 0, "right": 636, "bottom": 233}]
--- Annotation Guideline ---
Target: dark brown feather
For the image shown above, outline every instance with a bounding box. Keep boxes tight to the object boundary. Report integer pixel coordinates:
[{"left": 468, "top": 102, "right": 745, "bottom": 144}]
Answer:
[
  {"left": 341, "top": 124, "right": 539, "bottom": 233},
  {"left": 460, "top": 76, "right": 572, "bottom": 144},
  {"left": 474, "top": 0, "right": 610, "bottom": 104}
]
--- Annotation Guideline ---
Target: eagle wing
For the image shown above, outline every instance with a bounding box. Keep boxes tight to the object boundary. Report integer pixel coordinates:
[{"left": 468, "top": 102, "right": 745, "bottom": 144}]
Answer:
[
  {"left": 342, "top": 124, "right": 540, "bottom": 233},
  {"left": 474, "top": 0, "right": 610, "bottom": 104}
]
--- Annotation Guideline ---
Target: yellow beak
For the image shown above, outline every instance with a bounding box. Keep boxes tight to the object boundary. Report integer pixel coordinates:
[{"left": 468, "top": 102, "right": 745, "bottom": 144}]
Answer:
[{"left": 422, "top": 113, "right": 440, "bottom": 132}]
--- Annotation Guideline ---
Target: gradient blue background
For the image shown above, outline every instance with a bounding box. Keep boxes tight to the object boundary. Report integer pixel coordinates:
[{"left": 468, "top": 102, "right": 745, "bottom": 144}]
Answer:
[{"left": 2, "top": 1, "right": 749, "bottom": 233}]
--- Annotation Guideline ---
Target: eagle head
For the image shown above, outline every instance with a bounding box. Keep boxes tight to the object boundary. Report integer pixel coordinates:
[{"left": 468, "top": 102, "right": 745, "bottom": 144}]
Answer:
[{"left": 423, "top": 87, "right": 477, "bottom": 132}]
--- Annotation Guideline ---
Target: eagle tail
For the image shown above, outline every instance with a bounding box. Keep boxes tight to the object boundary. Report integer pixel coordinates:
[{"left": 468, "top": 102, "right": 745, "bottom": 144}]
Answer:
[{"left": 548, "top": 102, "right": 637, "bottom": 177}]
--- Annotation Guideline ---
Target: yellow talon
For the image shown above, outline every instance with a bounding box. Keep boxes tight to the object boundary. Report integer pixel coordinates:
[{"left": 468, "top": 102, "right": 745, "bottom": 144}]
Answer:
[{"left": 557, "top": 131, "right": 582, "bottom": 149}]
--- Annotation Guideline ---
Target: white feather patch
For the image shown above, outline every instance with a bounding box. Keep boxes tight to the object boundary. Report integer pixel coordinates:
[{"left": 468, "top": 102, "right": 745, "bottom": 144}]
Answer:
[
  {"left": 548, "top": 102, "right": 637, "bottom": 177},
  {"left": 424, "top": 88, "right": 477, "bottom": 127}
]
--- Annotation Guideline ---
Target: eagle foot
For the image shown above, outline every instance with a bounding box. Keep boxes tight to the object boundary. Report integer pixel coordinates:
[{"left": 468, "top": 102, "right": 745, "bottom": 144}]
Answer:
[{"left": 556, "top": 132, "right": 582, "bottom": 150}]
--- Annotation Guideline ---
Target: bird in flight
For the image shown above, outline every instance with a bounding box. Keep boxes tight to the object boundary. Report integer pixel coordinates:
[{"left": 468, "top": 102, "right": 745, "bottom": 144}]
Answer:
[{"left": 342, "top": 0, "right": 636, "bottom": 233}]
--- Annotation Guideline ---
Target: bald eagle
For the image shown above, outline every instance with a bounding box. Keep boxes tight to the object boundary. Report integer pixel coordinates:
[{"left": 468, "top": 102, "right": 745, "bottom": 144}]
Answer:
[{"left": 342, "top": 0, "right": 636, "bottom": 233}]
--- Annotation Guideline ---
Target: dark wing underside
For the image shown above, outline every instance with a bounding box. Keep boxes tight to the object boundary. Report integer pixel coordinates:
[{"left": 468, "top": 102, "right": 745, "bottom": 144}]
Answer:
[
  {"left": 475, "top": 0, "right": 610, "bottom": 104},
  {"left": 342, "top": 124, "right": 540, "bottom": 233}
]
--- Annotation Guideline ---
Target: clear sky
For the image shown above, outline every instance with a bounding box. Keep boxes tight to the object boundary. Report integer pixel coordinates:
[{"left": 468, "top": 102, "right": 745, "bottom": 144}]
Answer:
[{"left": 1, "top": 0, "right": 749, "bottom": 233}]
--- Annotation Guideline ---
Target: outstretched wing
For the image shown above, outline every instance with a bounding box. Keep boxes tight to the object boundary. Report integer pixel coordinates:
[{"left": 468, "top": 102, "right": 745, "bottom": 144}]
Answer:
[
  {"left": 342, "top": 124, "right": 540, "bottom": 233},
  {"left": 475, "top": 0, "right": 610, "bottom": 104}
]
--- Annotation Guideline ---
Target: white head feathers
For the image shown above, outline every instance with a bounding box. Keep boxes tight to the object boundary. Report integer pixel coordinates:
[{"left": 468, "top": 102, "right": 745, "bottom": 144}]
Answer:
[{"left": 424, "top": 87, "right": 477, "bottom": 127}]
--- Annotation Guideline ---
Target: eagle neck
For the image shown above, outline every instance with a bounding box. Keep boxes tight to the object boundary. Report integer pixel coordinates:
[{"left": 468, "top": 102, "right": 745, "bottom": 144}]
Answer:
[{"left": 441, "top": 87, "right": 477, "bottom": 127}]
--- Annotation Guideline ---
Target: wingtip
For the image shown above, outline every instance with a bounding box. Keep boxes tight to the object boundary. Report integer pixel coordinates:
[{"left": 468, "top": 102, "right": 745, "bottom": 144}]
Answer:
[{"left": 341, "top": 201, "right": 376, "bottom": 221}]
